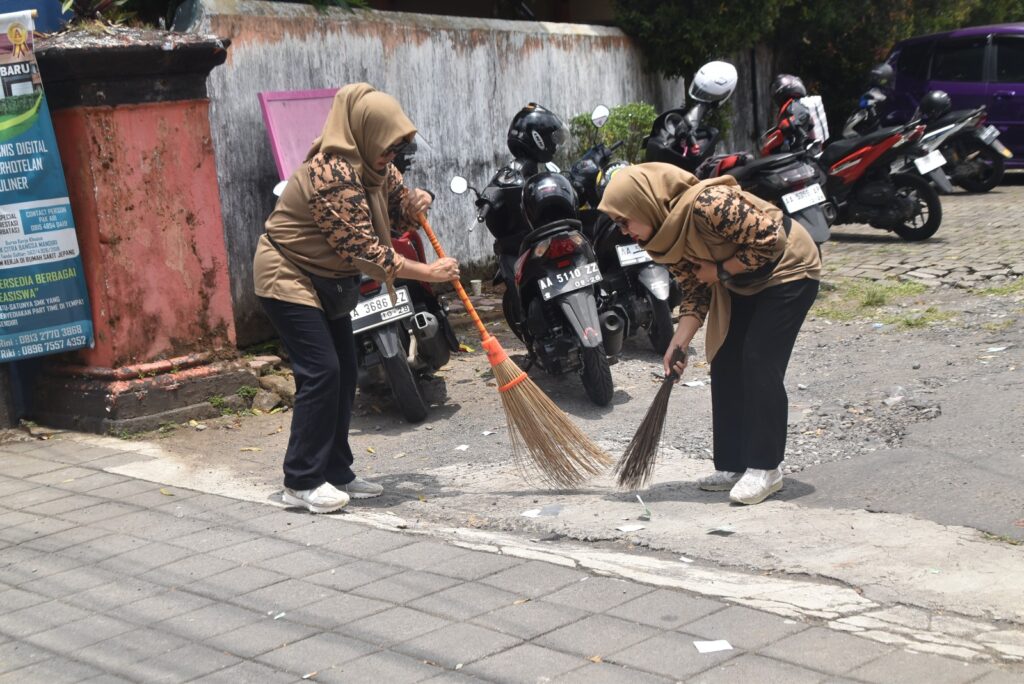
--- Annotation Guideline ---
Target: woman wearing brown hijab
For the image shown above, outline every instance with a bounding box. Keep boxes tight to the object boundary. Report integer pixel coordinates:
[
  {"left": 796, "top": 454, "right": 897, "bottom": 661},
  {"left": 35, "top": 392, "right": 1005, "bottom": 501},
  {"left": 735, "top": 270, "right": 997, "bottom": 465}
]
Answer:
[
  {"left": 253, "top": 83, "right": 460, "bottom": 513},
  {"left": 599, "top": 162, "right": 820, "bottom": 505}
]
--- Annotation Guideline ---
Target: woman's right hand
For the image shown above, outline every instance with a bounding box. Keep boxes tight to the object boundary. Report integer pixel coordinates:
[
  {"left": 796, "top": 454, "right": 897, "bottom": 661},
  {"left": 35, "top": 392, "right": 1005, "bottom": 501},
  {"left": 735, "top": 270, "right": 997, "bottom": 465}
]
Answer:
[
  {"left": 663, "top": 343, "right": 688, "bottom": 381},
  {"left": 427, "top": 257, "right": 460, "bottom": 283}
]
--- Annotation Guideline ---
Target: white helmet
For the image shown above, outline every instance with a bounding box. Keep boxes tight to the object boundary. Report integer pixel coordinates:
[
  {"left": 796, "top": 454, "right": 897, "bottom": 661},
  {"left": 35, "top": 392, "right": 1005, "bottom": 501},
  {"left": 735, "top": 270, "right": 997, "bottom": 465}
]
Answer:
[{"left": 689, "top": 61, "right": 738, "bottom": 104}]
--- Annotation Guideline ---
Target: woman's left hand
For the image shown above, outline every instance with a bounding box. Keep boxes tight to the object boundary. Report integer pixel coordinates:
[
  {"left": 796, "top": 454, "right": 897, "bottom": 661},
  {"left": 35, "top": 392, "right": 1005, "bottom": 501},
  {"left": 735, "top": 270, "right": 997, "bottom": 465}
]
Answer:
[
  {"left": 404, "top": 188, "right": 433, "bottom": 218},
  {"left": 687, "top": 258, "right": 719, "bottom": 285}
]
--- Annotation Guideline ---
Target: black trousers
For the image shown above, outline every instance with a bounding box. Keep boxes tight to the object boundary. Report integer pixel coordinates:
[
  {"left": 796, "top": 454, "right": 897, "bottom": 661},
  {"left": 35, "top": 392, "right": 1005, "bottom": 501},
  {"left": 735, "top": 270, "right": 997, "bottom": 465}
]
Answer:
[
  {"left": 259, "top": 297, "right": 358, "bottom": 491},
  {"left": 710, "top": 278, "right": 819, "bottom": 472}
]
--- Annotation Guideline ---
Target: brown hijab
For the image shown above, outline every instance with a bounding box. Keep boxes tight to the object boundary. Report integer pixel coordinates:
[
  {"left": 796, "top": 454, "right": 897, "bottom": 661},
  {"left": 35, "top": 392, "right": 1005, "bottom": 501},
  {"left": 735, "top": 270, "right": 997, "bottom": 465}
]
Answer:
[
  {"left": 598, "top": 163, "right": 741, "bottom": 361},
  {"left": 305, "top": 83, "right": 416, "bottom": 248}
]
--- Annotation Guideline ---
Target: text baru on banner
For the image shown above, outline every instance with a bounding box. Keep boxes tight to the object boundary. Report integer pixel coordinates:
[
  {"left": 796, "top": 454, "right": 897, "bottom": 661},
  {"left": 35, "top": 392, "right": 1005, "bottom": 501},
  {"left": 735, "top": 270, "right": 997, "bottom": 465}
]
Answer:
[{"left": 0, "top": 10, "right": 93, "bottom": 361}]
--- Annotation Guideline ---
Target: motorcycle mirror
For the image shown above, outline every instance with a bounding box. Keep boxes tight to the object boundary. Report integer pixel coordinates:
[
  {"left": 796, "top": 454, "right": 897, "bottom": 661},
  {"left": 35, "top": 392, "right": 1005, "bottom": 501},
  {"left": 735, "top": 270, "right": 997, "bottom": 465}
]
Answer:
[
  {"left": 272, "top": 180, "right": 288, "bottom": 197},
  {"left": 449, "top": 176, "right": 469, "bottom": 195},
  {"left": 591, "top": 105, "right": 611, "bottom": 128}
]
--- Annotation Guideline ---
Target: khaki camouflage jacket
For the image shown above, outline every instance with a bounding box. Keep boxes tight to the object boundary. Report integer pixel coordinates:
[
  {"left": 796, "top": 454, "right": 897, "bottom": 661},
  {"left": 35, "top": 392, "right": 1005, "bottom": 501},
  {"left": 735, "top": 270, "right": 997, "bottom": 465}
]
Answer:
[{"left": 253, "top": 152, "right": 417, "bottom": 310}]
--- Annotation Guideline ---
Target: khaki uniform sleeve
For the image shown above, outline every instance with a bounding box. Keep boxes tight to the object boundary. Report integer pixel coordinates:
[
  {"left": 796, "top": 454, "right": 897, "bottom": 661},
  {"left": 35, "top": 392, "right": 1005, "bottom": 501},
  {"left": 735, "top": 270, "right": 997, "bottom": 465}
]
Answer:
[
  {"left": 386, "top": 164, "right": 420, "bottom": 235},
  {"left": 308, "top": 154, "right": 403, "bottom": 280},
  {"left": 668, "top": 261, "right": 711, "bottom": 324},
  {"left": 692, "top": 185, "right": 786, "bottom": 270}
]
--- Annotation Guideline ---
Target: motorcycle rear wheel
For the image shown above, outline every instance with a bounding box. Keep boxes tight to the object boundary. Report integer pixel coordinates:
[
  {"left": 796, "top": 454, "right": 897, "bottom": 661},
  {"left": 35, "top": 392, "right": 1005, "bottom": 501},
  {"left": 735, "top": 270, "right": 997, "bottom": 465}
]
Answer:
[
  {"left": 580, "top": 346, "right": 614, "bottom": 406},
  {"left": 891, "top": 173, "right": 942, "bottom": 242},
  {"left": 502, "top": 286, "right": 526, "bottom": 342},
  {"left": 647, "top": 293, "right": 674, "bottom": 355},
  {"left": 954, "top": 139, "right": 1005, "bottom": 193},
  {"left": 381, "top": 352, "right": 429, "bottom": 423}
]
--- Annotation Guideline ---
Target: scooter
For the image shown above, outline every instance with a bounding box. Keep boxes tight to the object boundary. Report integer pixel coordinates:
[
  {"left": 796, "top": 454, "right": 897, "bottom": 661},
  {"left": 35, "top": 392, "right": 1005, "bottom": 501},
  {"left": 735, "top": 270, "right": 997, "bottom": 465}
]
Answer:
[
  {"left": 569, "top": 105, "right": 677, "bottom": 354},
  {"left": 450, "top": 173, "right": 621, "bottom": 407}
]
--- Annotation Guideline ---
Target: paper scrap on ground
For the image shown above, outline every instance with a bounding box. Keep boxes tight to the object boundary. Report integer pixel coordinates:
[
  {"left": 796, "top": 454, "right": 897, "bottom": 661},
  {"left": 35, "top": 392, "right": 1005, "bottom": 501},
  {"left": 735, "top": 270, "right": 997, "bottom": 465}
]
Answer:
[
  {"left": 694, "top": 640, "right": 733, "bottom": 654},
  {"left": 482, "top": 431, "right": 496, "bottom": 436},
  {"left": 986, "top": 346, "right": 1009, "bottom": 352},
  {"left": 707, "top": 525, "right": 735, "bottom": 537},
  {"left": 617, "top": 524, "right": 646, "bottom": 532},
  {"left": 636, "top": 494, "right": 652, "bottom": 521},
  {"left": 521, "top": 509, "right": 542, "bottom": 518},
  {"left": 683, "top": 380, "right": 705, "bottom": 387},
  {"left": 679, "top": 555, "right": 694, "bottom": 563},
  {"left": 454, "top": 444, "right": 469, "bottom": 451},
  {"left": 522, "top": 504, "right": 562, "bottom": 518}
]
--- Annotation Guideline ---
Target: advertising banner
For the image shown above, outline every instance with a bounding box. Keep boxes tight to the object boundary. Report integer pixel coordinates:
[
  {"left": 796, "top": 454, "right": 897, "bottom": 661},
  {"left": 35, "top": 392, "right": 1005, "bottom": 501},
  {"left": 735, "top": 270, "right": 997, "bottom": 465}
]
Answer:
[{"left": 0, "top": 10, "right": 93, "bottom": 361}]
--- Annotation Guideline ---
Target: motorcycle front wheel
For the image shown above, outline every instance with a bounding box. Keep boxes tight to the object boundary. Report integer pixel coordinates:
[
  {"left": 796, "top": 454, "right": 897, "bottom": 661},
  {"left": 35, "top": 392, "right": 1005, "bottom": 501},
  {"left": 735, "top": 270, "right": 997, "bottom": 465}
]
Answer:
[
  {"left": 381, "top": 351, "right": 429, "bottom": 423},
  {"left": 954, "top": 139, "right": 1005, "bottom": 193},
  {"left": 891, "top": 173, "right": 942, "bottom": 242},
  {"left": 646, "top": 293, "right": 674, "bottom": 355},
  {"left": 580, "top": 346, "right": 614, "bottom": 406}
]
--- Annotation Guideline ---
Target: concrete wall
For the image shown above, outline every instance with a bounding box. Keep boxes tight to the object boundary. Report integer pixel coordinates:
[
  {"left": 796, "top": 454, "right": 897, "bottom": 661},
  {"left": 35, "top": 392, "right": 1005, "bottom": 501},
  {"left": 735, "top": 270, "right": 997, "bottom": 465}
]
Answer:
[{"left": 175, "top": 0, "right": 683, "bottom": 345}]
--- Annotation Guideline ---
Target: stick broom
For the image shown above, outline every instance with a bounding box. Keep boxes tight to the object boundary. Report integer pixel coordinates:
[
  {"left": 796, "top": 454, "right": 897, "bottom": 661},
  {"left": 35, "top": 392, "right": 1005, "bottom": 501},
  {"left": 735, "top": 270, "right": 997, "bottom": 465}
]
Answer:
[
  {"left": 416, "top": 214, "right": 611, "bottom": 488},
  {"left": 615, "top": 349, "right": 686, "bottom": 490}
]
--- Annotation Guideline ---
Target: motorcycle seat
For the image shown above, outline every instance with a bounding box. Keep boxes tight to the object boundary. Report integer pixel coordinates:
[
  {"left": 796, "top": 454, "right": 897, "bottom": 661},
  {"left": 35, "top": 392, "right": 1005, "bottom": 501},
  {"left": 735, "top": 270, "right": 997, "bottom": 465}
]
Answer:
[
  {"left": 520, "top": 219, "right": 584, "bottom": 250},
  {"left": 819, "top": 125, "right": 904, "bottom": 167},
  {"left": 727, "top": 152, "right": 802, "bottom": 179},
  {"left": 929, "top": 108, "right": 981, "bottom": 130}
]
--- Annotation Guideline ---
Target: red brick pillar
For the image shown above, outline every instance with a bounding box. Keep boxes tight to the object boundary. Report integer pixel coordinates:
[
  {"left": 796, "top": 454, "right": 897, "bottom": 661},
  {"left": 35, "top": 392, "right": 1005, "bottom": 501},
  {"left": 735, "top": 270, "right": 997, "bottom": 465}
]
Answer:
[{"left": 30, "top": 33, "right": 255, "bottom": 433}]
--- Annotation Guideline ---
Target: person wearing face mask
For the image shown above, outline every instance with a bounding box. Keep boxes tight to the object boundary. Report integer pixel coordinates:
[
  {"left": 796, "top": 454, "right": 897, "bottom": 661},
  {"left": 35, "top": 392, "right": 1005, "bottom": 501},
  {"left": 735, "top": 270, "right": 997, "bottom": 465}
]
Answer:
[
  {"left": 599, "top": 162, "right": 820, "bottom": 505},
  {"left": 253, "top": 83, "right": 460, "bottom": 513}
]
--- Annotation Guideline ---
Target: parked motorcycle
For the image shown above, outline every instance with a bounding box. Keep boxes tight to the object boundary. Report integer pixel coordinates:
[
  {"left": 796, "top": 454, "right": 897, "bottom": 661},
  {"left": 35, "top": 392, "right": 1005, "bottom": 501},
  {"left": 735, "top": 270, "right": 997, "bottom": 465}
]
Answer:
[
  {"left": 569, "top": 105, "right": 676, "bottom": 354},
  {"left": 450, "top": 172, "right": 621, "bottom": 406},
  {"left": 644, "top": 61, "right": 738, "bottom": 172},
  {"left": 817, "top": 121, "right": 943, "bottom": 241}
]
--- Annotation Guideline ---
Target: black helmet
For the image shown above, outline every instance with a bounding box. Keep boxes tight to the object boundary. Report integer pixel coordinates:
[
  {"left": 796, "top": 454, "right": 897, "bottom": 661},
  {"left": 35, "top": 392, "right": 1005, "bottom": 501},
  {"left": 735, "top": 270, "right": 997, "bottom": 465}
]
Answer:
[
  {"left": 771, "top": 74, "right": 807, "bottom": 107},
  {"left": 522, "top": 172, "right": 578, "bottom": 229},
  {"left": 919, "top": 90, "right": 952, "bottom": 119},
  {"left": 507, "top": 103, "right": 569, "bottom": 163},
  {"left": 870, "top": 63, "right": 895, "bottom": 88}
]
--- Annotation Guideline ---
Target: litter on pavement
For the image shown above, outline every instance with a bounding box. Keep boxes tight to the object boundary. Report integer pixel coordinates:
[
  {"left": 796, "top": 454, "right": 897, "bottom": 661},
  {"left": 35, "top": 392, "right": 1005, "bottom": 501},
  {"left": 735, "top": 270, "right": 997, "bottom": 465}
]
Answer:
[
  {"left": 694, "top": 640, "right": 733, "bottom": 654},
  {"left": 617, "top": 524, "right": 646, "bottom": 532}
]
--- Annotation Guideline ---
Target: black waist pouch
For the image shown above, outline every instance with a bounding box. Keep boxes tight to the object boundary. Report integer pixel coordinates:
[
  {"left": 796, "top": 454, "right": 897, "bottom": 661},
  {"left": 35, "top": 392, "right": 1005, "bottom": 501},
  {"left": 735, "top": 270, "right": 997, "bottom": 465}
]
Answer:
[
  {"left": 266, "top": 234, "right": 360, "bottom": 320},
  {"left": 730, "top": 215, "right": 792, "bottom": 288}
]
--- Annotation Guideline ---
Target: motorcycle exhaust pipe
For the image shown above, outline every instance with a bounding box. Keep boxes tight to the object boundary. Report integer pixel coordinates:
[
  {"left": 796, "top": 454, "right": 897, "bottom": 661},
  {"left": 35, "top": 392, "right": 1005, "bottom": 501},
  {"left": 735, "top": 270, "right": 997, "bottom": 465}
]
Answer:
[
  {"left": 599, "top": 310, "right": 625, "bottom": 357},
  {"left": 412, "top": 312, "right": 450, "bottom": 370}
]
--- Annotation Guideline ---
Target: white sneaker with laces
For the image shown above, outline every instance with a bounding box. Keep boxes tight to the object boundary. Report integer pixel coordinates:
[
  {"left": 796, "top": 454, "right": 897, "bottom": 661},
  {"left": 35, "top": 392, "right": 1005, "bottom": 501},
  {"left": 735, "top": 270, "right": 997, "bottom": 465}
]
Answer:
[
  {"left": 282, "top": 482, "right": 349, "bottom": 513},
  {"left": 342, "top": 477, "right": 384, "bottom": 499},
  {"left": 729, "top": 467, "right": 783, "bottom": 505},
  {"left": 697, "top": 470, "right": 742, "bottom": 491}
]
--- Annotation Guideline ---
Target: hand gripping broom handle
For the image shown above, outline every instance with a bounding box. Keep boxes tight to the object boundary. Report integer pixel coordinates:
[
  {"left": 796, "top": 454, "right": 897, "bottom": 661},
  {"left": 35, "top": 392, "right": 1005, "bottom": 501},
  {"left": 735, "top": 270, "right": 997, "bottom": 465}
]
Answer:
[
  {"left": 666, "top": 348, "right": 687, "bottom": 383},
  {"left": 415, "top": 213, "right": 490, "bottom": 342}
]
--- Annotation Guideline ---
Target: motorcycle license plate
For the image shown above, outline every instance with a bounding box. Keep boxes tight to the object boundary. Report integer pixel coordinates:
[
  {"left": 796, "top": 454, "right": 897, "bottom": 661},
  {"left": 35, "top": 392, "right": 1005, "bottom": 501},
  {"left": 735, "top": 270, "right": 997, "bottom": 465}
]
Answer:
[
  {"left": 781, "top": 183, "right": 826, "bottom": 213},
  {"left": 537, "top": 262, "right": 602, "bottom": 301},
  {"left": 980, "top": 125, "right": 1000, "bottom": 145},
  {"left": 615, "top": 242, "right": 652, "bottom": 267},
  {"left": 914, "top": 149, "right": 946, "bottom": 174},
  {"left": 351, "top": 286, "right": 413, "bottom": 333}
]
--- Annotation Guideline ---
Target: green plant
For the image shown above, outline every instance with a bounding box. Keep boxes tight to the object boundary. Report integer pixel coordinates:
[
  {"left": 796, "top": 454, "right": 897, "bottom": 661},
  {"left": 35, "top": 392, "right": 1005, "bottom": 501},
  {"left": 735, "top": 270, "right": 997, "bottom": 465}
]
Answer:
[
  {"left": 977, "top": 278, "right": 1024, "bottom": 297},
  {"left": 566, "top": 101, "right": 658, "bottom": 167},
  {"left": 61, "top": 0, "right": 134, "bottom": 24},
  {"left": 236, "top": 385, "right": 258, "bottom": 401}
]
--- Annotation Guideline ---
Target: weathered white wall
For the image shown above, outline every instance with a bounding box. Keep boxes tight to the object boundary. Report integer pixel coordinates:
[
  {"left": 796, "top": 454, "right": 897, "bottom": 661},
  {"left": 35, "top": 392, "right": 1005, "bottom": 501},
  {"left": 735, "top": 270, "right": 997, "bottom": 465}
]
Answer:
[{"left": 177, "top": 0, "right": 683, "bottom": 344}]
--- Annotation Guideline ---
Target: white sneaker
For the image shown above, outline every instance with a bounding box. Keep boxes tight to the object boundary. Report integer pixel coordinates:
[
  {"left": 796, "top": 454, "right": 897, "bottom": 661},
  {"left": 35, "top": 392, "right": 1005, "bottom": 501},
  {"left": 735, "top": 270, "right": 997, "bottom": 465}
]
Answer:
[
  {"left": 282, "top": 483, "right": 350, "bottom": 513},
  {"left": 697, "top": 470, "right": 742, "bottom": 491},
  {"left": 341, "top": 477, "right": 384, "bottom": 499},
  {"left": 729, "top": 468, "right": 783, "bottom": 505}
]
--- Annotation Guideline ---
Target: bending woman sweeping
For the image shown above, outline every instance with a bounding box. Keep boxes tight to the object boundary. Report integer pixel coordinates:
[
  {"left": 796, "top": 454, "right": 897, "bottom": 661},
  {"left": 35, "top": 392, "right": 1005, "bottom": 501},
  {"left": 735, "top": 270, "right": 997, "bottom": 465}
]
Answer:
[
  {"left": 599, "top": 162, "right": 820, "bottom": 505},
  {"left": 253, "top": 83, "right": 459, "bottom": 513}
]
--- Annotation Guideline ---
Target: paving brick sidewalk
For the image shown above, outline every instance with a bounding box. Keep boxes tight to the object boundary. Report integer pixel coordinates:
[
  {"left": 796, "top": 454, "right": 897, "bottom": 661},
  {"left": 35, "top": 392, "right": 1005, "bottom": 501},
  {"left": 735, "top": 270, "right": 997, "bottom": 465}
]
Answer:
[{"left": 1, "top": 438, "right": 1021, "bottom": 683}]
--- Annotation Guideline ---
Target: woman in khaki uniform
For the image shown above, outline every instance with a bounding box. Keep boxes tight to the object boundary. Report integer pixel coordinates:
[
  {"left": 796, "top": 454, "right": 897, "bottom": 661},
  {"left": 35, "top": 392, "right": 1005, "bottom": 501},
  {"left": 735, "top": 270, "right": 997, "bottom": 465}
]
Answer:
[
  {"left": 599, "top": 163, "right": 820, "bottom": 505},
  {"left": 254, "top": 84, "right": 459, "bottom": 513}
]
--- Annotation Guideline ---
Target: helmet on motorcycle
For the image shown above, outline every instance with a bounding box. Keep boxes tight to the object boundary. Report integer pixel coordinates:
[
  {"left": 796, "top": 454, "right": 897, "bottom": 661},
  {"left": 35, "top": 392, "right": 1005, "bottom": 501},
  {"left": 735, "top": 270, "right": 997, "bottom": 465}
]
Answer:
[
  {"left": 522, "top": 172, "right": 578, "bottom": 229},
  {"left": 919, "top": 90, "right": 952, "bottom": 119},
  {"left": 689, "top": 61, "right": 738, "bottom": 103},
  {"left": 507, "top": 103, "right": 570, "bottom": 163},
  {"left": 870, "top": 63, "right": 895, "bottom": 88},
  {"left": 771, "top": 74, "right": 807, "bottom": 107}
]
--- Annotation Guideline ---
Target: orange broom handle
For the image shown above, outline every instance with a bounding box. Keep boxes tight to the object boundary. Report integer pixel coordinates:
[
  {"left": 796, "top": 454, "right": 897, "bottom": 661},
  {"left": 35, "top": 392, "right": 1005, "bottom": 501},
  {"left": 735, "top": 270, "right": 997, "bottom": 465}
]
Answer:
[{"left": 416, "top": 213, "right": 489, "bottom": 340}]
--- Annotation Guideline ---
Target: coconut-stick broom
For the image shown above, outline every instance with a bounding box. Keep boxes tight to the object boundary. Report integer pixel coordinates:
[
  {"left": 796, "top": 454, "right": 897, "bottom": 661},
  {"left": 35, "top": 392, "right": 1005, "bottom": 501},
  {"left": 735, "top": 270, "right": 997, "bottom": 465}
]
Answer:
[
  {"left": 416, "top": 213, "right": 611, "bottom": 488},
  {"left": 615, "top": 349, "right": 687, "bottom": 490}
]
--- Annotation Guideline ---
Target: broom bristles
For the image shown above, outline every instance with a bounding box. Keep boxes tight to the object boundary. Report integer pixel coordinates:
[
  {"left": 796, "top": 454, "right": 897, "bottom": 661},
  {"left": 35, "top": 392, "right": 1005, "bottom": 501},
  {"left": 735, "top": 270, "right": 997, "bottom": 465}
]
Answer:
[
  {"left": 491, "top": 355, "right": 612, "bottom": 488},
  {"left": 615, "top": 378, "right": 675, "bottom": 490}
]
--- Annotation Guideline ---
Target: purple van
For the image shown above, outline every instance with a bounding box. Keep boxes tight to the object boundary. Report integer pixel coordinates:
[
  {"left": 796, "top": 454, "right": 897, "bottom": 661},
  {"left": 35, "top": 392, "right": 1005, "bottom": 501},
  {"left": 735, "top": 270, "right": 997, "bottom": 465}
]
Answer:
[{"left": 886, "top": 23, "right": 1024, "bottom": 167}]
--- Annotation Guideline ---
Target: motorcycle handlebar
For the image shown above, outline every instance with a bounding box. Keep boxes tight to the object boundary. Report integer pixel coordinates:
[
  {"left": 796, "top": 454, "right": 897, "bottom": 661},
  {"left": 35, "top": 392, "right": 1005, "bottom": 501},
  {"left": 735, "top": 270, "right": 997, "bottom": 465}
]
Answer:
[
  {"left": 609, "top": 140, "right": 625, "bottom": 153},
  {"left": 477, "top": 202, "right": 491, "bottom": 223}
]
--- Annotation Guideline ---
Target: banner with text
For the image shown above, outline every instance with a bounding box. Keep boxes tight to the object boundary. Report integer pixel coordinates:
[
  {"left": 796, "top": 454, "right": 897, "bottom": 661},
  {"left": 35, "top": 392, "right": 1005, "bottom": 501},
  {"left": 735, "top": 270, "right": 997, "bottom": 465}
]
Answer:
[{"left": 0, "top": 10, "right": 93, "bottom": 361}]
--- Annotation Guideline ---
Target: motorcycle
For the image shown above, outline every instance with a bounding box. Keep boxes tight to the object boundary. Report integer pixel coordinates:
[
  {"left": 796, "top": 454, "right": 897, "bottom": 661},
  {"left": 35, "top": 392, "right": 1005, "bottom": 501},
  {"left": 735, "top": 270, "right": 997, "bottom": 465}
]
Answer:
[
  {"left": 816, "top": 120, "right": 943, "bottom": 241},
  {"left": 569, "top": 105, "right": 677, "bottom": 354},
  {"left": 450, "top": 173, "right": 621, "bottom": 406},
  {"left": 695, "top": 148, "right": 832, "bottom": 245},
  {"left": 644, "top": 61, "right": 738, "bottom": 172}
]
